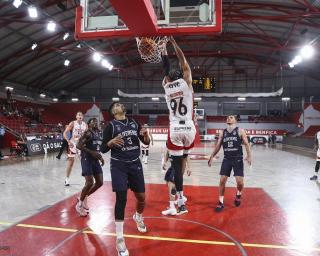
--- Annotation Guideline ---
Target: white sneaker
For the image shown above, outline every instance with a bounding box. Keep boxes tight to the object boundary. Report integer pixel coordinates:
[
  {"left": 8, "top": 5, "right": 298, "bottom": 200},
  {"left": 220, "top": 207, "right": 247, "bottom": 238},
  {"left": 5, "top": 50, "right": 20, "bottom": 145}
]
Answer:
[
  {"left": 174, "top": 196, "right": 187, "bottom": 205},
  {"left": 77, "top": 197, "right": 89, "bottom": 213},
  {"left": 161, "top": 207, "right": 177, "bottom": 216},
  {"left": 75, "top": 202, "right": 88, "bottom": 217},
  {"left": 64, "top": 178, "right": 70, "bottom": 186},
  {"left": 133, "top": 213, "right": 147, "bottom": 233},
  {"left": 116, "top": 238, "right": 129, "bottom": 256}
]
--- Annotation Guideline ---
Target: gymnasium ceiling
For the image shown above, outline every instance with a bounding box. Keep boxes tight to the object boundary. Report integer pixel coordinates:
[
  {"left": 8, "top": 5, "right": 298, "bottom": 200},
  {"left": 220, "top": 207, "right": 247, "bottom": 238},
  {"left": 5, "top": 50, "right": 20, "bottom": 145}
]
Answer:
[{"left": 0, "top": 0, "right": 320, "bottom": 96}]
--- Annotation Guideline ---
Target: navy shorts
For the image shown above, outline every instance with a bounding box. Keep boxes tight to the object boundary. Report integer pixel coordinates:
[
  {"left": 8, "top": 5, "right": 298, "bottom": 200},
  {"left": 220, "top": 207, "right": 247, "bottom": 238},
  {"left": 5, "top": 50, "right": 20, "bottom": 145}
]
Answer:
[
  {"left": 81, "top": 158, "right": 103, "bottom": 177},
  {"left": 164, "top": 166, "right": 175, "bottom": 183},
  {"left": 110, "top": 159, "right": 145, "bottom": 193},
  {"left": 220, "top": 157, "right": 244, "bottom": 177}
]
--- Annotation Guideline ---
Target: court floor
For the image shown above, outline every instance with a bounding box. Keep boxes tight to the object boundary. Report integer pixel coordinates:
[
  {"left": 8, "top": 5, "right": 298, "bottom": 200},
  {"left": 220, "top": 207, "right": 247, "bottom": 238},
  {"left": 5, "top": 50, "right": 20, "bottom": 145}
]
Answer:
[{"left": 0, "top": 142, "right": 319, "bottom": 255}]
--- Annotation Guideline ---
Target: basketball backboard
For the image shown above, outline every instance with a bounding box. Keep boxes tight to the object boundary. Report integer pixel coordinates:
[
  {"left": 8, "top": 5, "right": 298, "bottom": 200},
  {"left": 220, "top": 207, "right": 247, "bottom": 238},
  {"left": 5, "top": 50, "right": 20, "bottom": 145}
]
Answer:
[{"left": 75, "top": 0, "right": 222, "bottom": 39}]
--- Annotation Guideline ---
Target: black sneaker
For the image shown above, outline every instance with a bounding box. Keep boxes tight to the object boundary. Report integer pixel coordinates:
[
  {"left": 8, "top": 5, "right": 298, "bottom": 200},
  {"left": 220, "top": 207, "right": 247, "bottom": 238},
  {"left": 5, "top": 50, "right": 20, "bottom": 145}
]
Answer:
[
  {"left": 177, "top": 205, "right": 188, "bottom": 215},
  {"left": 234, "top": 195, "right": 241, "bottom": 207},
  {"left": 215, "top": 201, "right": 224, "bottom": 212},
  {"left": 310, "top": 175, "right": 318, "bottom": 181},
  {"left": 56, "top": 155, "right": 61, "bottom": 159}
]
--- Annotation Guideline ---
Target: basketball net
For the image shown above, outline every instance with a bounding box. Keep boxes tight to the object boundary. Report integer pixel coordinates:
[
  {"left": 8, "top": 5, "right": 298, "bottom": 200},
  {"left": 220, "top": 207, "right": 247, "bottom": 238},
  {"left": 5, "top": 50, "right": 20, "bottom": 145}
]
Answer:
[{"left": 136, "top": 36, "right": 168, "bottom": 63}]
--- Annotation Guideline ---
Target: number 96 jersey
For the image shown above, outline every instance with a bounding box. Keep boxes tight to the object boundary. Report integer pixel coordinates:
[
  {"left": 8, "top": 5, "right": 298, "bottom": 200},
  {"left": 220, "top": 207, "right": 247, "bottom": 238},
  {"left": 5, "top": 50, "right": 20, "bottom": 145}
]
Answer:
[{"left": 164, "top": 78, "right": 193, "bottom": 123}]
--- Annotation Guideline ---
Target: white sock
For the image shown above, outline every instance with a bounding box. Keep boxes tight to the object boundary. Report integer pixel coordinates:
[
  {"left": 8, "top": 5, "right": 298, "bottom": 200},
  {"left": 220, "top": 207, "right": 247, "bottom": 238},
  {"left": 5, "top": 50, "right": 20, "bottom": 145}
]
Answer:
[
  {"left": 177, "top": 191, "right": 184, "bottom": 206},
  {"left": 145, "top": 156, "right": 148, "bottom": 161},
  {"left": 237, "top": 191, "right": 242, "bottom": 196},
  {"left": 135, "top": 212, "right": 142, "bottom": 219},
  {"left": 169, "top": 201, "right": 175, "bottom": 209},
  {"left": 115, "top": 221, "right": 124, "bottom": 239},
  {"left": 177, "top": 191, "right": 184, "bottom": 199},
  {"left": 219, "top": 196, "right": 224, "bottom": 204}
]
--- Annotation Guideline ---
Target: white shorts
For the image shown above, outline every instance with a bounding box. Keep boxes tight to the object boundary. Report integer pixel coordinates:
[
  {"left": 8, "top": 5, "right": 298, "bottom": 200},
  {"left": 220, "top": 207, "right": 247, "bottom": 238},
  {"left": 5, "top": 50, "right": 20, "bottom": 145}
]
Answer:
[
  {"left": 141, "top": 144, "right": 150, "bottom": 150},
  {"left": 167, "top": 121, "right": 196, "bottom": 156},
  {"left": 67, "top": 140, "right": 79, "bottom": 158}
]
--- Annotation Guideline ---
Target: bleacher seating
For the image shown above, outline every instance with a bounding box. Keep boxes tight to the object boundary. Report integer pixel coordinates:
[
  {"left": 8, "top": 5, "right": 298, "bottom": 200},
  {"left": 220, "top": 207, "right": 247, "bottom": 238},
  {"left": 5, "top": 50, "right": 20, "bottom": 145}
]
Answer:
[
  {"left": 206, "top": 116, "right": 226, "bottom": 122},
  {"left": 155, "top": 115, "right": 169, "bottom": 126},
  {"left": 303, "top": 126, "right": 320, "bottom": 137}
]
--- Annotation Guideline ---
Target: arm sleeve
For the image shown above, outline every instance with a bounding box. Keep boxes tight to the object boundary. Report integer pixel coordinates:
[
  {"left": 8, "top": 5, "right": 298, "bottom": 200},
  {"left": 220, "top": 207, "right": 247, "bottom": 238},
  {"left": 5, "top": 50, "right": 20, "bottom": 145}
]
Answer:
[
  {"left": 100, "top": 123, "right": 113, "bottom": 153},
  {"left": 162, "top": 55, "right": 170, "bottom": 76}
]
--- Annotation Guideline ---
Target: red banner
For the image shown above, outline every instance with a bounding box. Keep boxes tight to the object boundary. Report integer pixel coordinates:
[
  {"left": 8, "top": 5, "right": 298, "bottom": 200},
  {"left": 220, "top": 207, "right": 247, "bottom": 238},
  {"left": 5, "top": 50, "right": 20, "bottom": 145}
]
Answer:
[
  {"left": 150, "top": 127, "right": 169, "bottom": 134},
  {"left": 207, "top": 129, "right": 287, "bottom": 135}
]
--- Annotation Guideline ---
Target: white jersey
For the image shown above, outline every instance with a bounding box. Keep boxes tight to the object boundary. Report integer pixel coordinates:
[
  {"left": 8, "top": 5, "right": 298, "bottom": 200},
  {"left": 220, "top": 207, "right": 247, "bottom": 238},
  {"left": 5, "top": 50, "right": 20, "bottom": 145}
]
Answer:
[
  {"left": 164, "top": 78, "right": 193, "bottom": 123},
  {"left": 316, "top": 131, "right": 320, "bottom": 159},
  {"left": 71, "top": 120, "right": 87, "bottom": 142}
]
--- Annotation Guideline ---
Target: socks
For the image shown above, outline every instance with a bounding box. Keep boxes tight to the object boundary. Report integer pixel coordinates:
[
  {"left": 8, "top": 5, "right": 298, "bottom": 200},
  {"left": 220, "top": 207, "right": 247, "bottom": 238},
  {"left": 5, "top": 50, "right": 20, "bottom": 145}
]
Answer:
[
  {"left": 169, "top": 201, "right": 175, "bottom": 209},
  {"left": 237, "top": 190, "right": 242, "bottom": 196},
  {"left": 135, "top": 212, "right": 142, "bottom": 220},
  {"left": 115, "top": 221, "right": 124, "bottom": 239},
  {"left": 219, "top": 196, "right": 224, "bottom": 204},
  {"left": 177, "top": 191, "right": 184, "bottom": 207}
]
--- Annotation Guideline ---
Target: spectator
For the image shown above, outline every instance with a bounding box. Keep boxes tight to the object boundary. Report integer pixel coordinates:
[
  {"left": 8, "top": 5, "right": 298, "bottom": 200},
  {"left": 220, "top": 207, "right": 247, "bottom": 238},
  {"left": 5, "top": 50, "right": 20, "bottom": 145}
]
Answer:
[{"left": 17, "top": 133, "right": 28, "bottom": 156}]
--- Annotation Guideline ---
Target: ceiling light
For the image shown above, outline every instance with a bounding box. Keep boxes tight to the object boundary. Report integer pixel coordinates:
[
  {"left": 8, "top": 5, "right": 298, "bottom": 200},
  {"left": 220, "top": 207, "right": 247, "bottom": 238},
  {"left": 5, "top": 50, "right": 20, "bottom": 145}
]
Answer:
[
  {"left": 31, "top": 43, "right": 37, "bottom": 50},
  {"left": 5, "top": 86, "right": 13, "bottom": 91},
  {"left": 237, "top": 97, "right": 246, "bottom": 101},
  {"left": 28, "top": 6, "right": 38, "bottom": 18},
  {"left": 93, "top": 52, "right": 102, "bottom": 62},
  {"left": 108, "top": 65, "right": 113, "bottom": 71},
  {"left": 63, "top": 32, "right": 69, "bottom": 40},
  {"left": 64, "top": 59, "right": 70, "bottom": 66},
  {"left": 13, "top": 0, "right": 22, "bottom": 8},
  {"left": 53, "top": 98, "right": 58, "bottom": 102},
  {"left": 101, "top": 59, "right": 110, "bottom": 68},
  {"left": 152, "top": 97, "right": 160, "bottom": 101},
  {"left": 288, "top": 62, "right": 294, "bottom": 68},
  {"left": 282, "top": 97, "right": 290, "bottom": 101},
  {"left": 194, "top": 97, "right": 202, "bottom": 101},
  {"left": 47, "top": 21, "right": 56, "bottom": 32},
  {"left": 71, "top": 98, "right": 79, "bottom": 102},
  {"left": 292, "top": 55, "right": 302, "bottom": 65},
  {"left": 300, "top": 45, "right": 315, "bottom": 59},
  {"left": 112, "top": 97, "right": 120, "bottom": 101},
  {"left": 40, "top": 93, "right": 46, "bottom": 98}
]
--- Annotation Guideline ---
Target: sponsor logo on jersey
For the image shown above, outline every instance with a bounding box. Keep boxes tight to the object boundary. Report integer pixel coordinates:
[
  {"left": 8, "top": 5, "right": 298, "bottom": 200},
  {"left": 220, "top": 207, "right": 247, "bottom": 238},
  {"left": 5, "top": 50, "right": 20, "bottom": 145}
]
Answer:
[
  {"left": 168, "top": 81, "right": 181, "bottom": 88},
  {"left": 130, "top": 123, "right": 136, "bottom": 129},
  {"left": 169, "top": 91, "right": 183, "bottom": 98}
]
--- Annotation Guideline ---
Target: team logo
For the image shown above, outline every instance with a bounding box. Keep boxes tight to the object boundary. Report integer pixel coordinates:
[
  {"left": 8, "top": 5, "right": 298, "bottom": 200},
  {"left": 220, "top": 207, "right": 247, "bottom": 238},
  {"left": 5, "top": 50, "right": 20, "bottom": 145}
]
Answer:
[
  {"left": 116, "top": 125, "right": 121, "bottom": 132},
  {"left": 30, "top": 143, "right": 42, "bottom": 152},
  {"left": 233, "top": 131, "right": 236, "bottom": 135},
  {"left": 131, "top": 123, "right": 136, "bottom": 129}
]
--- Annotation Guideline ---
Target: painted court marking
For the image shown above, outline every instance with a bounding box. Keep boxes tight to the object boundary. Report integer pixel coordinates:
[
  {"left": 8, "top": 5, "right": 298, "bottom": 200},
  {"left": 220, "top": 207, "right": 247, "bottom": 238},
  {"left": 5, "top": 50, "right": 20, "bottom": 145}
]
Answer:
[{"left": 1, "top": 220, "right": 319, "bottom": 253}]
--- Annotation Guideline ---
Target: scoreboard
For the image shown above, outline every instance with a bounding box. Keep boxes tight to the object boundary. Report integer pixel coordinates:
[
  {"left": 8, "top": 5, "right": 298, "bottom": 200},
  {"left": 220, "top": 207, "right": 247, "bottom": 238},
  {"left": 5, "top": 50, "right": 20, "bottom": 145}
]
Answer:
[{"left": 192, "top": 77, "right": 216, "bottom": 92}]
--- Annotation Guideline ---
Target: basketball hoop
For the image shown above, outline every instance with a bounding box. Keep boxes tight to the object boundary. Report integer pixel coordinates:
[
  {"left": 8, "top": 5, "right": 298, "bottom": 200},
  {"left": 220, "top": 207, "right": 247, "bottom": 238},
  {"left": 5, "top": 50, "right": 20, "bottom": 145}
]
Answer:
[{"left": 136, "top": 36, "right": 168, "bottom": 63}]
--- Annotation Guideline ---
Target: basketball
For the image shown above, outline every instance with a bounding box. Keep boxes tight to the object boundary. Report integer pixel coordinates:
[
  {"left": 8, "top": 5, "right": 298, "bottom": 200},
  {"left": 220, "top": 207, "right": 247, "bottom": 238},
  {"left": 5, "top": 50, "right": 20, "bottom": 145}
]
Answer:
[{"left": 138, "top": 37, "right": 157, "bottom": 57}]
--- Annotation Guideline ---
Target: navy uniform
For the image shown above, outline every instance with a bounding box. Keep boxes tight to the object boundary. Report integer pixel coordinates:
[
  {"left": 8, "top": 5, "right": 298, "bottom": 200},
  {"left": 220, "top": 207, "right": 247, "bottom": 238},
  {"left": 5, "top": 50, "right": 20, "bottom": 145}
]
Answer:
[
  {"left": 81, "top": 130, "right": 103, "bottom": 176},
  {"left": 101, "top": 118, "right": 147, "bottom": 192},
  {"left": 220, "top": 127, "right": 244, "bottom": 177}
]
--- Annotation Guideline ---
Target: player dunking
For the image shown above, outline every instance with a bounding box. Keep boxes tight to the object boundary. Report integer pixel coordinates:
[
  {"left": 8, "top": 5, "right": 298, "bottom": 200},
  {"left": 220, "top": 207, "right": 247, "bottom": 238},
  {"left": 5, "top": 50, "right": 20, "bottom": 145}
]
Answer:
[
  {"left": 208, "top": 115, "right": 252, "bottom": 212},
  {"left": 101, "top": 102, "right": 150, "bottom": 256},
  {"left": 310, "top": 130, "right": 320, "bottom": 181},
  {"left": 161, "top": 37, "right": 196, "bottom": 215},
  {"left": 141, "top": 124, "right": 153, "bottom": 164},
  {"left": 63, "top": 112, "right": 87, "bottom": 186},
  {"left": 75, "top": 118, "right": 104, "bottom": 216}
]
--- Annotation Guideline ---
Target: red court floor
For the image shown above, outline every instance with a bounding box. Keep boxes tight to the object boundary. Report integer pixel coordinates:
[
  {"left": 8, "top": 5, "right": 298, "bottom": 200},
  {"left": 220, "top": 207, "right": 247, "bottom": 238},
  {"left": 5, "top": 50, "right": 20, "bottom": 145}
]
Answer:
[{"left": 0, "top": 183, "right": 319, "bottom": 256}]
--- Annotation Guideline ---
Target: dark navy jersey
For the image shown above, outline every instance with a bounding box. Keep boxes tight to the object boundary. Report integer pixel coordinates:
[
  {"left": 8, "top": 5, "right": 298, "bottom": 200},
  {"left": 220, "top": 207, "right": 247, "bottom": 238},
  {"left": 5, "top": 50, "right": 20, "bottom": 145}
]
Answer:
[
  {"left": 81, "top": 130, "right": 102, "bottom": 160},
  {"left": 222, "top": 127, "right": 243, "bottom": 159},
  {"left": 102, "top": 118, "right": 146, "bottom": 162}
]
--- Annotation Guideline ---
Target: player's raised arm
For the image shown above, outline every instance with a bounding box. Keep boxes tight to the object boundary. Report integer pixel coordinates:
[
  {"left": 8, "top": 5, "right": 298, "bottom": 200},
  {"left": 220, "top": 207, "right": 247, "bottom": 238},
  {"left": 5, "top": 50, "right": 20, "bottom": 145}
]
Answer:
[{"left": 169, "top": 37, "right": 192, "bottom": 87}]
